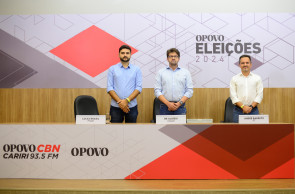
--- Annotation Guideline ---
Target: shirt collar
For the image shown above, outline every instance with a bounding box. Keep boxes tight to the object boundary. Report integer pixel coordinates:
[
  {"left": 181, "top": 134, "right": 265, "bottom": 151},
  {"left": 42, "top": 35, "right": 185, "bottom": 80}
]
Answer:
[
  {"left": 239, "top": 72, "right": 253, "bottom": 77},
  {"left": 167, "top": 66, "right": 180, "bottom": 70},
  {"left": 119, "top": 63, "right": 131, "bottom": 69}
]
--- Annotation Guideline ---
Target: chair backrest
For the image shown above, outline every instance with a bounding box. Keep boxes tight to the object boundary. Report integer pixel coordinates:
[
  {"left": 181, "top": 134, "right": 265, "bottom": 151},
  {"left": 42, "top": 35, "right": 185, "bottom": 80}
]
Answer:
[
  {"left": 223, "top": 97, "right": 234, "bottom": 123},
  {"left": 74, "top": 95, "right": 99, "bottom": 119},
  {"left": 152, "top": 97, "right": 161, "bottom": 123}
]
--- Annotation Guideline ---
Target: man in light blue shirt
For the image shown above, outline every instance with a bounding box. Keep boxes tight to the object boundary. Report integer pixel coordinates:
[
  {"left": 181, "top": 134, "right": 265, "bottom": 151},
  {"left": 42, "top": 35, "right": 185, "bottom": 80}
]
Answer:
[
  {"left": 107, "top": 45, "right": 142, "bottom": 123},
  {"left": 154, "top": 48, "right": 193, "bottom": 115}
]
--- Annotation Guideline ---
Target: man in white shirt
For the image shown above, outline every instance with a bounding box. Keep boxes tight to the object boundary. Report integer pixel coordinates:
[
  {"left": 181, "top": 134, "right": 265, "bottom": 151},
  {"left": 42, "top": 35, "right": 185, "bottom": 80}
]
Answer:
[{"left": 230, "top": 55, "right": 263, "bottom": 123}]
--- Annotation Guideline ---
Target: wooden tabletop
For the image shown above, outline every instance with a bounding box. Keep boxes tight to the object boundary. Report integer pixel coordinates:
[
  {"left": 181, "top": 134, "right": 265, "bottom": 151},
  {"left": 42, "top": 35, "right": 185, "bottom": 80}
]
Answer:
[{"left": 0, "top": 179, "right": 295, "bottom": 191}]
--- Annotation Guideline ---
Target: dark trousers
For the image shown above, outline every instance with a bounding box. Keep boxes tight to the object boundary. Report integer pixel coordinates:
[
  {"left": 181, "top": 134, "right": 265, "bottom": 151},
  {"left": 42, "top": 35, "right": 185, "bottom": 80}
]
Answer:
[
  {"left": 159, "top": 102, "right": 186, "bottom": 115},
  {"left": 110, "top": 105, "right": 138, "bottom": 123},
  {"left": 233, "top": 106, "right": 259, "bottom": 123}
]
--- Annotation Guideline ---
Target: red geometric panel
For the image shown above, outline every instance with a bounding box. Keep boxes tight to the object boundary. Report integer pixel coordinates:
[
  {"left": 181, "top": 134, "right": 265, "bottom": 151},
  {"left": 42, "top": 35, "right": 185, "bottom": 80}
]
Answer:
[
  {"left": 125, "top": 144, "right": 238, "bottom": 179},
  {"left": 187, "top": 124, "right": 293, "bottom": 161},
  {"left": 50, "top": 25, "right": 138, "bottom": 77},
  {"left": 126, "top": 124, "right": 294, "bottom": 179},
  {"left": 183, "top": 129, "right": 294, "bottom": 178},
  {"left": 261, "top": 158, "right": 294, "bottom": 179}
]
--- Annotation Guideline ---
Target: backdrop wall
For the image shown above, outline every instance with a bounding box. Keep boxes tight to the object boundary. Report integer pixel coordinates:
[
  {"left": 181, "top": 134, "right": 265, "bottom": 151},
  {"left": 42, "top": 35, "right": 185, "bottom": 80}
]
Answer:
[
  {"left": 1, "top": 13, "right": 295, "bottom": 88},
  {"left": 0, "top": 0, "right": 294, "bottom": 123}
]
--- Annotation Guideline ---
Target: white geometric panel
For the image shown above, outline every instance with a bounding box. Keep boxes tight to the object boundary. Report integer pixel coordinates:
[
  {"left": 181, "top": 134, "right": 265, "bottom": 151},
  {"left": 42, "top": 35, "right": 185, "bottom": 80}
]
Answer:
[
  {"left": 267, "top": 13, "right": 293, "bottom": 23},
  {"left": 165, "top": 13, "right": 197, "bottom": 29},
  {"left": 257, "top": 17, "right": 293, "bottom": 38},
  {"left": 0, "top": 13, "right": 295, "bottom": 88},
  {"left": 0, "top": 15, "right": 12, "bottom": 22},
  {"left": 283, "top": 16, "right": 295, "bottom": 31},
  {"left": 34, "top": 15, "right": 45, "bottom": 25},
  {"left": 268, "top": 55, "right": 293, "bottom": 70},
  {"left": 79, "top": 14, "right": 112, "bottom": 24},
  {"left": 202, "top": 78, "right": 228, "bottom": 88},
  {"left": 14, "top": 25, "right": 25, "bottom": 41},
  {"left": 284, "top": 32, "right": 295, "bottom": 47},
  {"left": 26, "top": 36, "right": 43, "bottom": 48},
  {"left": 124, "top": 14, "right": 156, "bottom": 41},
  {"left": 203, "top": 15, "right": 227, "bottom": 31},
  {"left": 241, "top": 13, "right": 255, "bottom": 30},
  {"left": 54, "top": 15, "right": 73, "bottom": 31},
  {"left": 265, "top": 38, "right": 294, "bottom": 64}
]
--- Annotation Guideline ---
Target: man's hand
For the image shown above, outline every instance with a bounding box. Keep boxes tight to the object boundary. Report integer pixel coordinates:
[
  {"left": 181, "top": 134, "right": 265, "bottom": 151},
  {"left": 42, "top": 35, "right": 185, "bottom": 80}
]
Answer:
[
  {"left": 118, "top": 99, "right": 130, "bottom": 113},
  {"left": 167, "top": 102, "right": 178, "bottom": 111},
  {"left": 173, "top": 102, "right": 181, "bottom": 110},
  {"left": 242, "top": 106, "right": 252, "bottom": 114}
]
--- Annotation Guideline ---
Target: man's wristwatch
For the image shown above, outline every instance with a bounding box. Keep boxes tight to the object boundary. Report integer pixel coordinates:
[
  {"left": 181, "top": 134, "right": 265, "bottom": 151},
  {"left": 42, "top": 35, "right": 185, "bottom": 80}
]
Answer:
[{"left": 178, "top": 100, "right": 184, "bottom": 105}]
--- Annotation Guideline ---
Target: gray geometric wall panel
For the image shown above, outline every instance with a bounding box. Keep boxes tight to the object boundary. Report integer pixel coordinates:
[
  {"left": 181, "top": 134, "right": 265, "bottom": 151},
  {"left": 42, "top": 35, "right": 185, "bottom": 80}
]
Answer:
[{"left": 0, "top": 49, "right": 37, "bottom": 88}]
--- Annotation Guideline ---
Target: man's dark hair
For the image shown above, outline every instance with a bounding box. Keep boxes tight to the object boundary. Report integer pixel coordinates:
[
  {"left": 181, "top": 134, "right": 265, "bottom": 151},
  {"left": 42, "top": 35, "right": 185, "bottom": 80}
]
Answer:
[
  {"left": 119, "top": 45, "right": 131, "bottom": 53},
  {"left": 166, "top": 48, "right": 180, "bottom": 58},
  {"left": 239, "top": 55, "right": 251, "bottom": 64}
]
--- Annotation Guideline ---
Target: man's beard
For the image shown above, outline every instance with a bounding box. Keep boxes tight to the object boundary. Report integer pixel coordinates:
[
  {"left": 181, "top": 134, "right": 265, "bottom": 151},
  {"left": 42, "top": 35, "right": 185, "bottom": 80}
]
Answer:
[
  {"left": 120, "top": 57, "right": 130, "bottom": 62},
  {"left": 169, "top": 61, "right": 178, "bottom": 66}
]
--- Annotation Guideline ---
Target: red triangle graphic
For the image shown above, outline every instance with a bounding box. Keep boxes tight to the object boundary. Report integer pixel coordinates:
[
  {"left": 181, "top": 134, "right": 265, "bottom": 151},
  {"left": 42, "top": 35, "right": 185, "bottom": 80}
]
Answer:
[
  {"left": 125, "top": 130, "right": 294, "bottom": 179},
  {"left": 182, "top": 126, "right": 294, "bottom": 178},
  {"left": 51, "top": 25, "right": 138, "bottom": 77},
  {"left": 261, "top": 158, "right": 295, "bottom": 179},
  {"left": 125, "top": 144, "right": 237, "bottom": 179}
]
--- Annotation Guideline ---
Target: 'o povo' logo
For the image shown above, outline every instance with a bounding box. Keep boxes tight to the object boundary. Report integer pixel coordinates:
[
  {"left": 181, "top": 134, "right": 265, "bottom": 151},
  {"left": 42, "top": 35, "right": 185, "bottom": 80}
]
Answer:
[{"left": 195, "top": 34, "right": 261, "bottom": 62}]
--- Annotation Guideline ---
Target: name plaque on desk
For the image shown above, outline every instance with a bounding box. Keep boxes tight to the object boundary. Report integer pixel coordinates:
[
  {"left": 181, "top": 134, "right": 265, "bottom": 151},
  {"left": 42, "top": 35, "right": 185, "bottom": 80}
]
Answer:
[
  {"left": 239, "top": 115, "right": 269, "bottom": 124},
  {"left": 156, "top": 115, "right": 186, "bottom": 124},
  {"left": 76, "top": 115, "right": 106, "bottom": 124}
]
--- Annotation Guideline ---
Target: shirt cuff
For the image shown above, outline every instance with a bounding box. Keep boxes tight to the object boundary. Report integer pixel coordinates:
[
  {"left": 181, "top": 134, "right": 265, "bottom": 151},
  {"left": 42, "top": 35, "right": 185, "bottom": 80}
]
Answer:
[
  {"left": 155, "top": 91, "right": 162, "bottom": 98},
  {"left": 231, "top": 98, "right": 239, "bottom": 105},
  {"left": 135, "top": 87, "right": 142, "bottom": 93},
  {"left": 107, "top": 87, "right": 114, "bottom": 93}
]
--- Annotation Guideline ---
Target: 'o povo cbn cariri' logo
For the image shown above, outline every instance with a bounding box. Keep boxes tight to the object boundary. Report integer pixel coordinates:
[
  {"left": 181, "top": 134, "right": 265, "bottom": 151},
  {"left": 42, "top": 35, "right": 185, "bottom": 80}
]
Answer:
[
  {"left": 2, "top": 144, "right": 60, "bottom": 160},
  {"left": 195, "top": 35, "right": 261, "bottom": 63}
]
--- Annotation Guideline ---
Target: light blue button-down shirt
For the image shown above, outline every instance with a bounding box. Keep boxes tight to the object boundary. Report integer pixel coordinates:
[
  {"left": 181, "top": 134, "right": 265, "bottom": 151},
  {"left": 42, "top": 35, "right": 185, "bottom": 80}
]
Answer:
[
  {"left": 154, "top": 66, "right": 193, "bottom": 101},
  {"left": 107, "top": 63, "right": 142, "bottom": 108}
]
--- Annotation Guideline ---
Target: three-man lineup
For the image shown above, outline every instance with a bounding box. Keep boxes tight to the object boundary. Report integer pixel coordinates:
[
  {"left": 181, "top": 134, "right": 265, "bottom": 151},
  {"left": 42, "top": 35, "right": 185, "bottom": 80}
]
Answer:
[{"left": 107, "top": 45, "right": 263, "bottom": 123}]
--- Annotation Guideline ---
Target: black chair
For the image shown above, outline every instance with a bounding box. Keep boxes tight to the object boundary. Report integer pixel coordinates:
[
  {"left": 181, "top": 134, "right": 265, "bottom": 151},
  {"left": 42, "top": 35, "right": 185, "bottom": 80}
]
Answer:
[
  {"left": 222, "top": 97, "right": 235, "bottom": 123},
  {"left": 151, "top": 97, "right": 161, "bottom": 123},
  {"left": 74, "top": 95, "right": 99, "bottom": 120}
]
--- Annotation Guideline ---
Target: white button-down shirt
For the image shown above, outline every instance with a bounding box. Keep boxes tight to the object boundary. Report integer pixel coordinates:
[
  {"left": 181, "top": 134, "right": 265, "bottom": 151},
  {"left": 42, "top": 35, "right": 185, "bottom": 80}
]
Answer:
[{"left": 230, "top": 72, "right": 263, "bottom": 106}]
